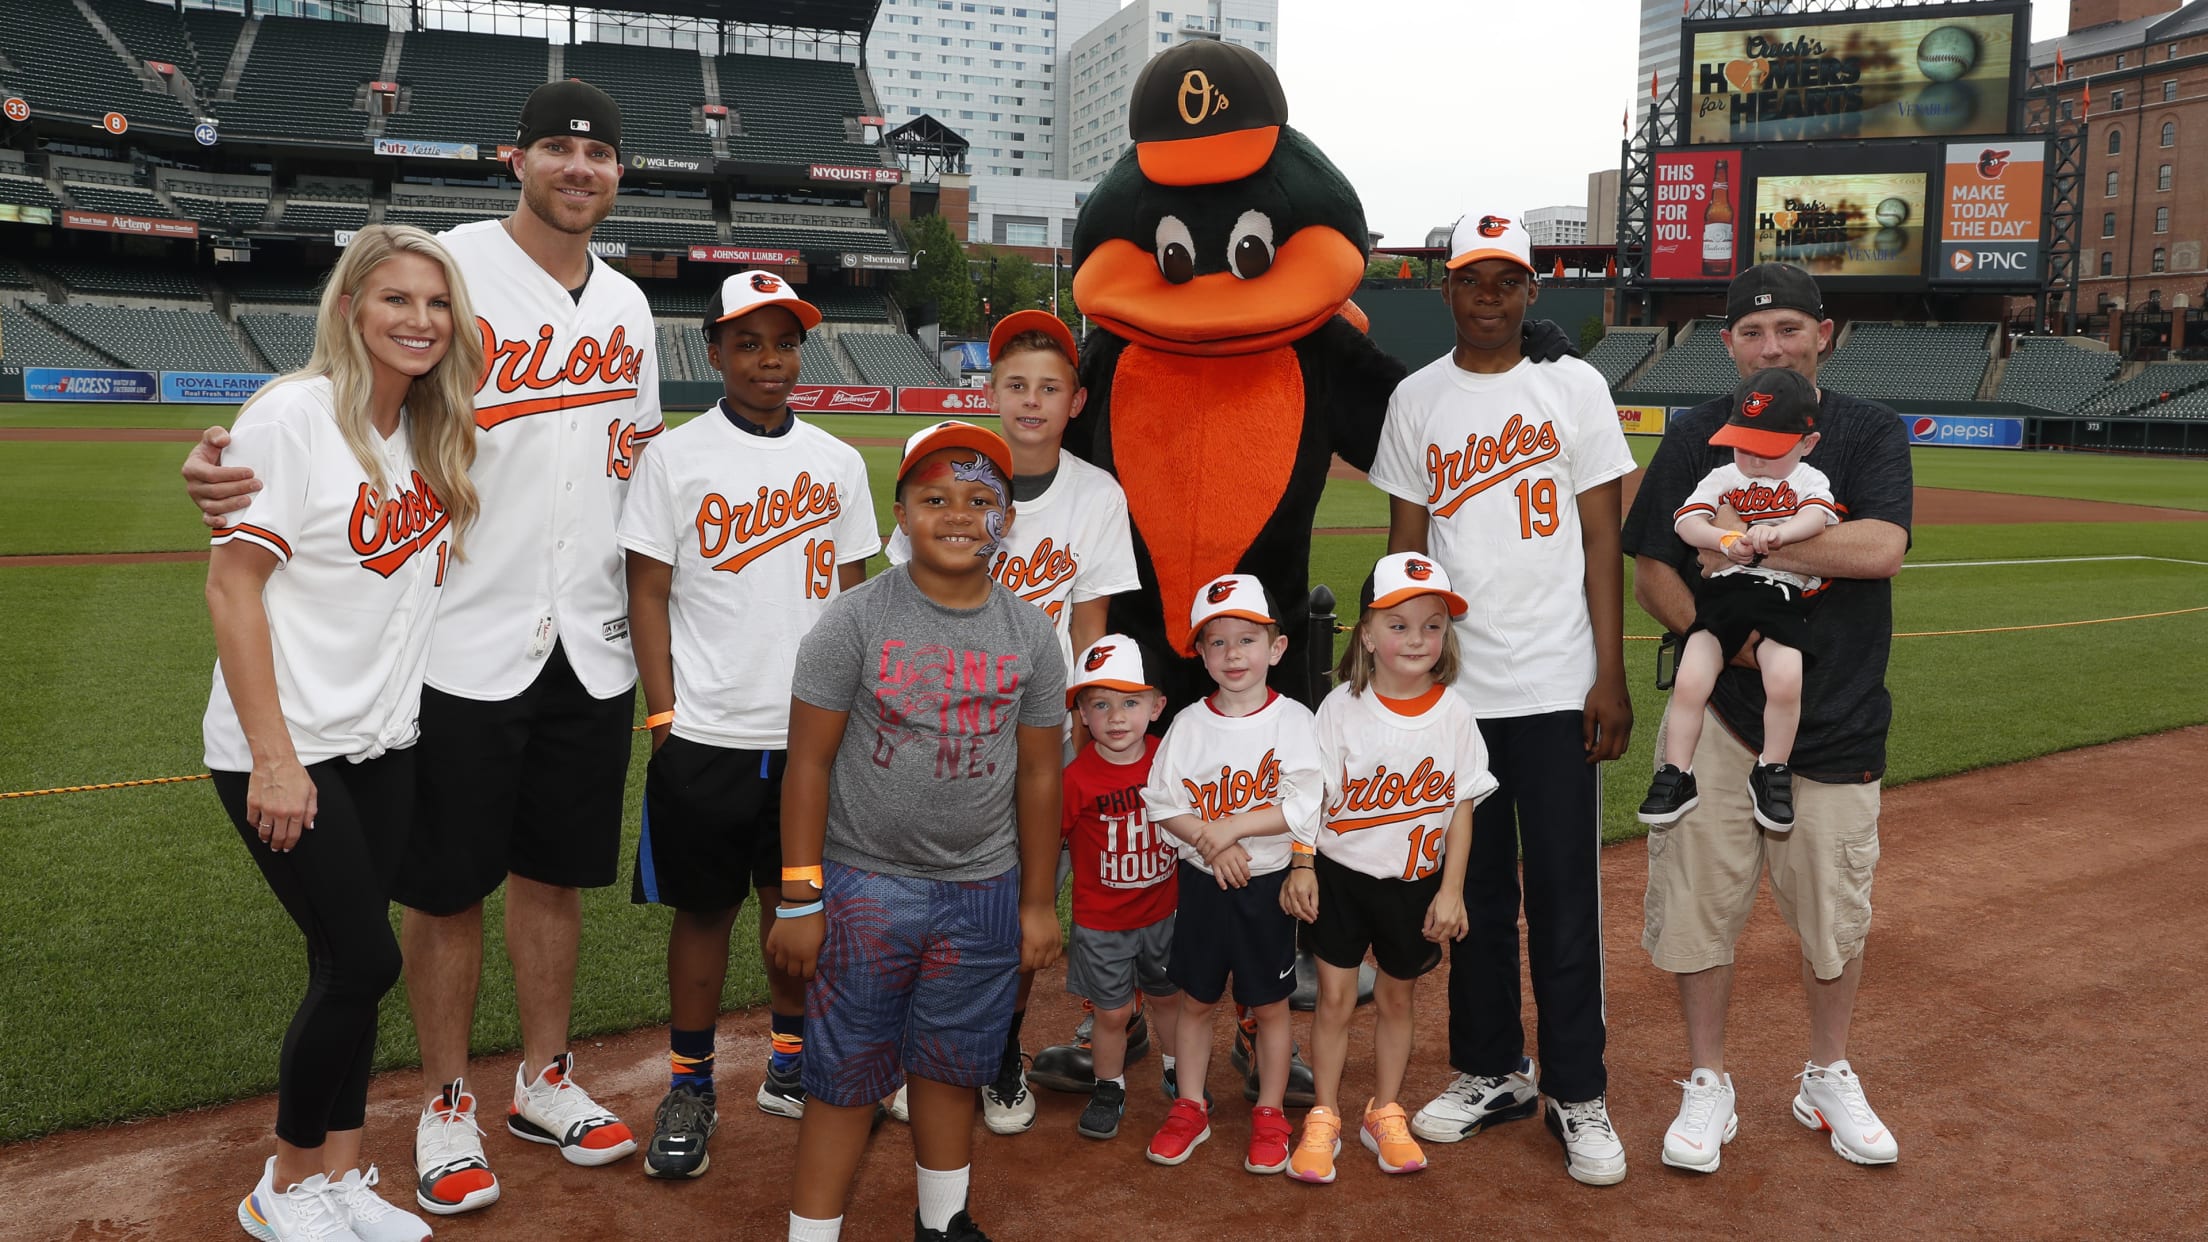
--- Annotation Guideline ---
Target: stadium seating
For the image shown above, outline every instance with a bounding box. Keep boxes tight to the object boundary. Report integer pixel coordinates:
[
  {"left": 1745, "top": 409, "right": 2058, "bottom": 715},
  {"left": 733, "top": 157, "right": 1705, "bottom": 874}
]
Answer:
[
  {"left": 1816, "top": 322, "right": 1992, "bottom": 403},
  {"left": 639, "top": 284, "right": 712, "bottom": 318},
  {"left": 1625, "top": 321, "right": 1736, "bottom": 396},
  {"left": 169, "top": 191, "right": 269, "bottom": 235},
  {"left": 0, "top": 257, "right": 35, "bottom": 290},
  {"left": 34, "top": 259, "right": 202, "bottom": 301},
  {"left": 1, "top": 304, "right": 111, "bottom": 368},
  {"left": 239, "top": 312, "right": 316, "bottom": 372},
  {"left": 275, "top": 199, "right": 372, "bottom": 235},
  {"left": 562, "top": 42, "right": 712, "bottom": 164},
  {"left": 593, "top": 216, "right": 717, "bottom": 250},
  {"left": 728, "top": 223, "right": 896, "bottom": 255},
  {"left": 181, "top": 8, "right": 246, "bottom": 98},
  {"left": 0, "top": 0, "right": 197, "bottom": 133},
  {"left": 840, "top": 332, "right": 949, "bottom": 387},
  {"left": 228, "top": 270, "right": 328, "bottom": 306},
  {"left": 2074, "top": 362, "right": 2208, "bottom": 414},
  {"left": 1994, "top": 336, "right": 2123, "bottom": 412},
  {"left": 1582, "top": 328, "right": 1660, "bottom": 388},
  {"left": 217, "top": 16, "right": 386, "bottom": 145},
  {"left": 0, "top": 172, "right": 63, "bottom": 212},
  {"left": 381, "top": 28, "right": 548, "bottom": 153},
  {"left": 28, "top": 304, "right": 251, "bottom": 371},
  {"left": 799, "top": 343, "right": 850, "bottom": 385},
  {"left": 62, "top": 181, "right": 168, "bottom": 217},
  {"left": 657, "top": 323, "right": 707, "bottom": 383},
  {"left": 87, "top": 0, "right": 212, "bottom": 98},
  {"left": 715, "top": 53, "right": 884, "bottom": 169}
]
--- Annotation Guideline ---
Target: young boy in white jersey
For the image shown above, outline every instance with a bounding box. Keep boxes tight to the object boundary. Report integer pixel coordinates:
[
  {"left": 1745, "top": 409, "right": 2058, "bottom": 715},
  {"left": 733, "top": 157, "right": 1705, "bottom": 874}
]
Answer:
[
  {"left": 618, "top": 271, "right": 879, "bottom": 1179},
  {"left": 1366, "top": 209, "right": 1639, "bottom": 1187},
  {"left": 1640, "top": 367, "right": 1837, "bottom": 835},
  {"left": 886, "top": 309, "right": 1143, "bottom": 1128},
  {"left": 1140, "top": 575, "right": 1323, "bottom": 1175}
]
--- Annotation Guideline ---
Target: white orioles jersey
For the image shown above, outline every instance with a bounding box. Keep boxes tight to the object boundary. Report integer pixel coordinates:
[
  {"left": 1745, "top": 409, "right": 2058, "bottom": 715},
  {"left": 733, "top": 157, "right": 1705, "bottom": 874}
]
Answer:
[
  {"left": 1141, "top": 693, "right": 1324, "bottom": 878},
  {"left": 1307, "top": 683, "right": 1498, "bottom": 882}
]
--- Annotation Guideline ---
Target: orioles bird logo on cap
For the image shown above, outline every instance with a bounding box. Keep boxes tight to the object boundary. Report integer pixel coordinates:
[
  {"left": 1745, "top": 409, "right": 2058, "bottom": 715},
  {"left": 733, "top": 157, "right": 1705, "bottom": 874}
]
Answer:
[
  {"left": 751, "top": 273, "right": 783, "bottom": 293},
  {"left": 1084, "top": 645, "right": 1116, "bottom": 671},
  {"left": 1742, "top": 390, "right": 1774, "bottom": 417},
  {"left": 1207, "top": 580, "right": 1238, "bottom": 604},
  {"left": 1477, "top": 216, "right": 1510, "bottom": 238},
  {"left": 1404, "top": 558, "right": 1434, "bottom": 581}
]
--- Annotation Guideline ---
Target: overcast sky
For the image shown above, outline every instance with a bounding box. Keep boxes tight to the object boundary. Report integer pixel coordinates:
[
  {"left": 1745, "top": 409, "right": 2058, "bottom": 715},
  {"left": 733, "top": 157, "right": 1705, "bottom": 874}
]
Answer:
[{"left": 1270, "top": 0, "right": 2075, "bottom": 245}]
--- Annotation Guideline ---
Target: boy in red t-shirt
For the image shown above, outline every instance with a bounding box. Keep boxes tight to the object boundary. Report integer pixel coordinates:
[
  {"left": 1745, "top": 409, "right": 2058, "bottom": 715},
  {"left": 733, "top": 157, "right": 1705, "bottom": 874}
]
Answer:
[{"left": 1060, "top": 636, "right": 1179, "bottom": 1140}]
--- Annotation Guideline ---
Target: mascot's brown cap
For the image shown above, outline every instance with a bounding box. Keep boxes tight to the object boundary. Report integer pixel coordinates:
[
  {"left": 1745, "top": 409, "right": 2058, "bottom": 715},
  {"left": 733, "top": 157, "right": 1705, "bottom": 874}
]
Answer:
[{"left": 1130, "top": 41, "right": 1287, "bottom": 187}]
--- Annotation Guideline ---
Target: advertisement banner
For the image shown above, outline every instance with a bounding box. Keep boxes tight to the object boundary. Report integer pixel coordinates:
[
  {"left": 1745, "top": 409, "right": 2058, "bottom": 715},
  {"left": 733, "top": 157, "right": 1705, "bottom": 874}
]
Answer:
[
  {"left": 1649, "top": 149, "right": 1743, "bottom": 281},
  {"left": 894, "top": 386, "right": 996, "bottom": 416},
  {"left": 688, "top": 245, "right": 802, "bottom": 265},
  {"left": 787, "top": 384, "right": 894, "bottom": 414},
  {"left": 1616, "top": 405, "right": 1668, "bottom": 436},
  {"left": 161, "top": 372, "right": 275, "bottom": 403},
  {"left": 1751, "top": 170, "right": 1928, "bottom": 278},
  {"left": 588, "top": 239, "right": 629, "bottom": 259},
  {"left": 1935, "top": 140, "right": 2044, "bottom": 282},
  {"left": 373, "top": 138, "right": 480, "bottom": 160},
  {"left": 1901, "top": 412, "right": 2023, "bottom": 448},
  {"left": 808, "top": 164, "right": 903, "bottom": 185},
  {"left": 839, "top": 252, "right": 912, "bottom": 271},
  {"left": 628, "top": 154, "right": 707, "bottom": 174},
  {"left": 1685, "top": 6, "right": 2021, "bottom": 144},
  {"left": 25, "top": 367, "right": 159, "bottom": 402},
  {"left": 61, "top": 210, "right": 198, "bottom": 239},
  {"left": 0, "top": 204, "right": 53, "bottom": 225}
]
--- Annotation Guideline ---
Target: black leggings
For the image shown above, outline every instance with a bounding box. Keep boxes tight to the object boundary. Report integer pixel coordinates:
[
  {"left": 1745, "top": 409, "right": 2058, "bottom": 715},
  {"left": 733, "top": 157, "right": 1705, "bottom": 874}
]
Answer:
[{"left": 214, "top": 750, "right": 412, "bottom": 1148}]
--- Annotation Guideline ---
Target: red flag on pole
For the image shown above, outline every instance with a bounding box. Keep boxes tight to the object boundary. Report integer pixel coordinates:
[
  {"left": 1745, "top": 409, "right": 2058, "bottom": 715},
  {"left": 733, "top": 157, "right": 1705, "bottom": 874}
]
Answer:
[
  {"left": 2055, "top": 46, "right": 2066, "bottom": 78},
  {"left": 2083, "top": 79, "right": 2092, "bottom": 119},
  {"left": 1622, "top": 106, "right": 1628, "bottom": 135},
  {"left": 1652, "top": 71, "right": 1660, "bottom": 101}
]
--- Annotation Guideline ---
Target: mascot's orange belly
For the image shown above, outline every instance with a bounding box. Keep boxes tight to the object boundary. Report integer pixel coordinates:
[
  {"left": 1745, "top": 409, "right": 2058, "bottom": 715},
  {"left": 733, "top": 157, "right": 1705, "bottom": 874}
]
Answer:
[{"left": 1112, "top": 343, "right": 1302, "bottom": 654}]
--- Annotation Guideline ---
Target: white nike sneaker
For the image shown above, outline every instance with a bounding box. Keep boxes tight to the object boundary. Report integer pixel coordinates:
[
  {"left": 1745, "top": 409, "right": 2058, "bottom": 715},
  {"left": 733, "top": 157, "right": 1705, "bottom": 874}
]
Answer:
[
  {"left": 1544, "top": 1095, "right": 1628, "bottom": 1186},
  {"left": 1792, "top": 1059, "right": 1898, "bottom": 1165},
  {"left": 1661, "top": 1068, "right": 1738, "bottom": 1173},
  {"left": 507, "top": 1053, "right": 637, "bottom": 1167},
  {"left": 237, "top": 1156, "right": 366, "bottom": 1241},
  {"left": 413, "top": 1079, "right": 498, "bottom": 1216},
  {"left": 331, "top": 1166, "right": 431, "bottom": 1242}
]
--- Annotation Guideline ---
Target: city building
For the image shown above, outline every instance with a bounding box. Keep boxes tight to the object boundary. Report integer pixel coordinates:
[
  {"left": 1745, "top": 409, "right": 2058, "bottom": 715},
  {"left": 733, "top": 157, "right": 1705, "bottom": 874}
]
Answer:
[
  {"left": 866, "top": 0, "right": 1118, "bottom": 178},
  {"left": 1523, "top": 205, "right": 1588, "bottom": 246},
  {"left": 1061, "top": 0, "right": 1279, "bottom": 182},
  {"left": 1637, "top": 0, "right": 1682, "bottom": 129},
  {"left": 1588, "top": 167, "right": 1620, "bottom": 251}
]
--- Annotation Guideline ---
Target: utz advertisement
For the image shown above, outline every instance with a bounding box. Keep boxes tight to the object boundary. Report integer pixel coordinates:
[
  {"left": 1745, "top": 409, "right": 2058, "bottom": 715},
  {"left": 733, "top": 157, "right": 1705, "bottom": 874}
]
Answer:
[
  {"left": 26, "top": 368, "right": 158, "bottom": 402},
  {"left": 1686, "top": 7, "right": 2020, "bottom": 144},
  {"left": 1936, "top": 140, "right": 2044, "bottom": 283},
  {"left": 1751, "top": 170, "right": 1928, "bottom": 279},
  {"left": 1650, "top": 149, "right": 1744, "bottom": 280},
  {"left": 162, "top": 372, "right": 275, "bottom": 403}
]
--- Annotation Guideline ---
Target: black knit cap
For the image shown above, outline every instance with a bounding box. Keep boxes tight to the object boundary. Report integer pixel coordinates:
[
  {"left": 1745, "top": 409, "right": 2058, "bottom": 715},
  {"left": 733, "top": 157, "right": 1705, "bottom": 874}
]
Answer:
[{"left": 515, "top": 79, "right": 621, "bottom": 152}]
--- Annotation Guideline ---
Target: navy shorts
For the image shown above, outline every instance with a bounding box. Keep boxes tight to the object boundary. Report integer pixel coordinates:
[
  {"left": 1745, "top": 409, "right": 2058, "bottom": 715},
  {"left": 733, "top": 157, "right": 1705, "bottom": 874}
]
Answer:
[
  {"left": 1688, "top": 573, "right": 1815, "bottom": 664},
  {"left": 632, "top": 737, "right": 784, "bottom": 912},
  {"left": 1307, "top": 853, "right": 1444, "bottom": 981},
  {"left": 1167, "top": 862, "right": 1296, "bottom": 1008},
  {"left": 801, "top": 861, "right": 1022, "bottom": 1108}
]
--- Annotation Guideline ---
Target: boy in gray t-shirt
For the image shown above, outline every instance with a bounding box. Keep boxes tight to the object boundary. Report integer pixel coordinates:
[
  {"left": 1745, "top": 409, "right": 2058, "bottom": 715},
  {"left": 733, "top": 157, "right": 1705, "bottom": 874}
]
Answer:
[{"left": 769, "top": 421, "right": 1066, "bottom": 1242}]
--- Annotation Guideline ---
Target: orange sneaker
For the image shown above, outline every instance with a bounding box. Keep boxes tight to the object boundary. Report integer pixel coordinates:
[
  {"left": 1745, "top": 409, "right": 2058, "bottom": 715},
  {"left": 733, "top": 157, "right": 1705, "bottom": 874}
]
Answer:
[
  {"left": 1288, "top": 1106, "right": 1342, "bottom": 1184},
  {"left": 1361, "top": 1099, "right": 1427, "bottom": 1174},
  {"left": 1245, "top": 1105, "right": 1292, "bottom": 1175}
]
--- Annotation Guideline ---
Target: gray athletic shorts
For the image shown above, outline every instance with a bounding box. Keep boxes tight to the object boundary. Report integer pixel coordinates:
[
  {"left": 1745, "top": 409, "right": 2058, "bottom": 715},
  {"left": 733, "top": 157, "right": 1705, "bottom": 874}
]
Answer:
[{"left": 1065, "top": 915, "right": 1177, "bottom": 1009}]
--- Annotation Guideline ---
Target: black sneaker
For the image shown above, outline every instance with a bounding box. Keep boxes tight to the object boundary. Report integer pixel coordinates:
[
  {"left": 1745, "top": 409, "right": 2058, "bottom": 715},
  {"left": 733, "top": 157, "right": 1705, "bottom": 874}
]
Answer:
[
  {"left": 915, "top": 1209, "right": 993, "bottom": 1241},
  {"left": 1749, "top": 762, "right": 1795, "bottom": 832},
  {"left": 980, "top": 1050, "right": 1036, "bottom": 1134},
  {"left": 1638, "top": 765, "right": 1700, "bottom": 827},
  {"left": 643, "top": 1086, "right": 716, "bottom": 1180},
  {"left": 756, "top": 1058, "right": 805, "bottom": 1119},
  {"left": 1076, "top": 1080, "right": 1126, "bottom": 1140}
]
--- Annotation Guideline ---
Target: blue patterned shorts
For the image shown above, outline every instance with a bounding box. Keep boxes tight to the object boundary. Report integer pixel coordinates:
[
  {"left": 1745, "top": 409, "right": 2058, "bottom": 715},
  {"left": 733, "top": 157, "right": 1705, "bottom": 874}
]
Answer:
[{"left": 800, "top": 861, "right": 1022, "bottom": 1108}]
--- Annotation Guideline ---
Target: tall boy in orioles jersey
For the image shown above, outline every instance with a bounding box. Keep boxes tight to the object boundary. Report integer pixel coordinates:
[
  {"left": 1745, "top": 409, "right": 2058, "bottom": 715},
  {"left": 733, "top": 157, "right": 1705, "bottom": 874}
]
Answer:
[
  {"left": 1367, "top": 209, "right": 1638, "bottom": 1187},
  {"left": 618, "top": 271, "right": 879, "bottom": 1179}
]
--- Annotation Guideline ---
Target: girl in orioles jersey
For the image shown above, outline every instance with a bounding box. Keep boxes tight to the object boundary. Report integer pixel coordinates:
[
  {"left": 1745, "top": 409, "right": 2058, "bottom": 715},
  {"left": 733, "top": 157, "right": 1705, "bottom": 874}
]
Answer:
[{"left": 1282, "top": 553, "right": 1498, "bottom": 1185}]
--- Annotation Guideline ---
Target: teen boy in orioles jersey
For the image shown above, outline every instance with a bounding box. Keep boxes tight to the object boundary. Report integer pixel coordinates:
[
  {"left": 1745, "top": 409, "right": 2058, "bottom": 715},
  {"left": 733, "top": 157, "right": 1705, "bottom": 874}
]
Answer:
[
  {"left": 619, "top": 271, "right": 878, "bottom": 1179},
  {"left": 185, "top": 80, "right": 662, "bottom": 1214},
  {"left": 1366, "top": 210, "right": 1637, "bottom": 1187}
]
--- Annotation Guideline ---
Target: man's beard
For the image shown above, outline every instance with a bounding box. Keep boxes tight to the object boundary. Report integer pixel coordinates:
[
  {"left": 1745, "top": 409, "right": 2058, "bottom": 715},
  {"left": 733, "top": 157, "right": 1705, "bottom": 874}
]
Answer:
[{"left": 521, "top": 175, "right": 611, "bottom": 236}]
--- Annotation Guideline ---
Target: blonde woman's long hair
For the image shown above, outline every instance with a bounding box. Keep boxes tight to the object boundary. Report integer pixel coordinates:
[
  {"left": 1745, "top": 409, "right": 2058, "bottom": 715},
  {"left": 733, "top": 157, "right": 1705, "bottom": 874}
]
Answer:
[{"left": 249, "top": 224, "right": 483, "bottom": 557}]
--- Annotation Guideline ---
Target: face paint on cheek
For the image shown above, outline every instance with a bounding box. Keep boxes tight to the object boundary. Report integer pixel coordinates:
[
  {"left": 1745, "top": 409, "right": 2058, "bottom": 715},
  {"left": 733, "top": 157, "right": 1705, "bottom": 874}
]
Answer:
[{"left": 949, "top": 454, "right": 1010, "bottom": 559}]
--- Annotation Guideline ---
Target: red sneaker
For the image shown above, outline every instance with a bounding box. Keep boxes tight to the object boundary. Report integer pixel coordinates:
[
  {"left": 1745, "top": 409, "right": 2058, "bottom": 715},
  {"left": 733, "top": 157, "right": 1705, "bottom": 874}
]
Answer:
[
  {"left": 1145, "top": 1098, "right": 1212, "bottom": 1166},
  {"left": 1245, "top": 1105, "right": 1292, "bottom": 1175}
]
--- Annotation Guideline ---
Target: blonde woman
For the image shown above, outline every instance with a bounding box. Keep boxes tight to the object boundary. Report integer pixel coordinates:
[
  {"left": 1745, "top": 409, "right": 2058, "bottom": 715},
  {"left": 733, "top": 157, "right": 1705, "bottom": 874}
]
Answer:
[{"left": 205, "top": 225, "right": 481, "bottom": 1242}]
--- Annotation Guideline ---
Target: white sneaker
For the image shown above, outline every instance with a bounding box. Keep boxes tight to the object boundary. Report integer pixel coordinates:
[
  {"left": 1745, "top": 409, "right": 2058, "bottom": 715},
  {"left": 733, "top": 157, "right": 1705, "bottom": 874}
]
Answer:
[
  {"left": 332, "top": 1167, "right": 431, "bottom": 1242},
  {"left": 1544, "top": 1095, "right": 1628, "bottom": 1186},
  {"left": 1661, "top": 1069, "right": 1738, "bottom": 1173},
  {"left": 885, "top": 1082, "right": 910, "bottom": 1124},
  {"left": 1409, "top": 1057, "right": 1540, "bottom": 1143},
  {"left": 238, "top": 1157, "right": 366, "bottom": 1241},
  {"left": 1792, "top": 1060, "right": 1898, "bottom": 1165},
  {"left": 413, "top": 1079, "right": 499, "bottom": 1216},
  {"left": 980, "top": 1053, "right": 1037, "bottom": 1135},
  {"left": 507, "top": 1053, "right": 637, "bottom": 1167}
]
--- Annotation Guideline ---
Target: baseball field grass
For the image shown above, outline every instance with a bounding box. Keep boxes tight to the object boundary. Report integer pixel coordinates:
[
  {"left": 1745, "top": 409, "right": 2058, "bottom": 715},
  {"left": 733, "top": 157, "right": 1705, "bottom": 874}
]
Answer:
[{"left": 3, "top": 406, "right": 2205, "bottom": 1145}]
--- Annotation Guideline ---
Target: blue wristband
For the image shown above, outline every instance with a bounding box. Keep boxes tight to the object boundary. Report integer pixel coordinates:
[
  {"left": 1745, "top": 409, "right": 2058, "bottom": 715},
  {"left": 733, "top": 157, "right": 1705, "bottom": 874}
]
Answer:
[{"left": 774, "top": 900, "right": 825, "bottom": 919}]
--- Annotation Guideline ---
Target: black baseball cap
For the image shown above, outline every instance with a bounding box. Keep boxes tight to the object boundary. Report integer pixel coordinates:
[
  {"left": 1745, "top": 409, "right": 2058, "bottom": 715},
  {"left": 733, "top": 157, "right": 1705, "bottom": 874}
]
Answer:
[
  {"left": 1711, "top": 367, "right": 1820, "bottom": 457},
  {"left": 516, "top": 79, "right": 621, "bottom": 152},
  {"left": 1725, "top": 263, "right": 1824, "bottom": 327},
  {"left": 1128, "top": 40, "right": 1287, "bottom": 186}
]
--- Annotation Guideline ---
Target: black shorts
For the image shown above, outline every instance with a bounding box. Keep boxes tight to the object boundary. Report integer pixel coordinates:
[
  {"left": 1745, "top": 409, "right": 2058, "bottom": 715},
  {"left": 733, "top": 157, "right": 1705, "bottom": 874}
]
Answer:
[
  {"left": 632, "top": 736, "right": 785, "bottom": 912},
  {"left": 1306, "top": 853, "right": 1444, "bottom": 981},
  {"left": 1687, "top": 574, "right": 1815, "bottom": 664},
  {"left": 1166, "top": 862, "right": 1296, "bottom": 1008},
  {"left": 391, "top": 643, "right": 634, "bottom": 915}
]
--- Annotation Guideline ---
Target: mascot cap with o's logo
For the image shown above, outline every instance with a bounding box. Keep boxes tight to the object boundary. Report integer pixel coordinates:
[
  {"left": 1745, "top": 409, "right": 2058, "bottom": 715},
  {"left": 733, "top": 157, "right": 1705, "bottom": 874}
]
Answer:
[
  {"left": 898, "top": 419, "right": 1014, "bottom": 486},
  {"left": 1067, "top": 633, "right": 1156, "bottom": 707},
  {"left": 704, "top": 269, "right": 822, "bottom": 335},
  {"left": 1360, "top": 551, "right": 1468, "bottom": 619},
  {"left": 1129, "top": 40, "right": 1289, "bottom": 187},
  {"left": 1445, "top": 210, "right": 1534, "bottom": 274},
  {"left": 1188, "top": 572, "right": 1275, "bottom": 641},
  {"left": 1711, "top": 367, "right": 1819, "bottom": 457}
]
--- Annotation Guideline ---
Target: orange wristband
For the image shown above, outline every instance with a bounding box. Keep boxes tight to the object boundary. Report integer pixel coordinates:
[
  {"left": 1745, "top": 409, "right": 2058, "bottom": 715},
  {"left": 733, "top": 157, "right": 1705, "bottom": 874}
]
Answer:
[
  {"left": 1719, "top": 531, "right": 1744, "bottom": 549},
  {"left": 1290, "top": 842, "right": 1316, "bottom": 856},
  {"left": 645, "top": 710, "right": 675, "bottom": 728},
  {"left": 781, "top": 865, "right": 824, "bottom": 887}
]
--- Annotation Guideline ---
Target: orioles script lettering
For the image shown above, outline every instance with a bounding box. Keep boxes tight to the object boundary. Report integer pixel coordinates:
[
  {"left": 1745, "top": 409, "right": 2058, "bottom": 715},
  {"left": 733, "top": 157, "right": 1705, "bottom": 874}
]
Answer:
[
  {"left": 1425, "top": 414, "right": 1562, "bottom": 518},
  {"left": 1183, "top": 748, "right": 1284, "bottom": 820}
]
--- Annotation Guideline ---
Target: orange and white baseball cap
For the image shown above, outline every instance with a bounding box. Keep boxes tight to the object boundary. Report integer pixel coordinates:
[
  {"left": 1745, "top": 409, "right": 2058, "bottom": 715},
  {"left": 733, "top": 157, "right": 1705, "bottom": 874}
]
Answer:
[
  {"left": 989, "top": 308, "right": 1078, "bottom": 368},
  {"left": 1445, "top": 211, "right": 1535, "bottom": 274},
  {"left": 705, "top": 269, "right": 821, "bottom": 333},
  {"left": 1189, "top": 573, "right": 1275, "bottom": 638},
  {"left": 897, "top": 418, "right": 1014, "bottom": 485},
  {"left": 1067, "top": 634, "right": 1156, "bottom": 708},
  {"left": 1361, "top": 551, "right": 1468, "bottom": 618}
]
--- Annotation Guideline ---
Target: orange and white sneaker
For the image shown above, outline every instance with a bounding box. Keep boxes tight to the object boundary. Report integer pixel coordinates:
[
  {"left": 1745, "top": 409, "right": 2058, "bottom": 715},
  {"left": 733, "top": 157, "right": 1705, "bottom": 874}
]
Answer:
[
  {"left": 414, "top": 1079, "right": 499, "bottom": 1216},
  {"left": 1361, "top": 1099, "right": 1428, "bottom": 1174},
  {"left": 507, "top": 1053, "right": 637, "bottom": 1167},
  {"left": 1287, "top": 1106, "right": 1342, "bottom": 1184}
]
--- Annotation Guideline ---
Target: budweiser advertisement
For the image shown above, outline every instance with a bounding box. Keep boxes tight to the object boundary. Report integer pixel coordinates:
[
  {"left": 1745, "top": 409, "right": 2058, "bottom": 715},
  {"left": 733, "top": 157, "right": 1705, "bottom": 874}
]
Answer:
[
  {"left": 689, "top": 244, "right": 801, "bottom": 265},
  {"left": 894, "top": 386, "right": 997, "bottom": 416},
  {"left": 62, "top": 210, "right": 197, "bottom": 239},
  {"left": 1649, "top": 149, "right": 1743, "bottom": 281},
  {"left": 786, "top": 384, "right": 893, "bottom": 413}
]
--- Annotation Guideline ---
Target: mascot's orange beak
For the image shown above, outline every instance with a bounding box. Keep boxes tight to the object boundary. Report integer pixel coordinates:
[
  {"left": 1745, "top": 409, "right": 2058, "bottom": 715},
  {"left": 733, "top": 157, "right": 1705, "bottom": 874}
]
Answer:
[{"left": 1073, "top": 227, "right": 1364, "bottom": 357}]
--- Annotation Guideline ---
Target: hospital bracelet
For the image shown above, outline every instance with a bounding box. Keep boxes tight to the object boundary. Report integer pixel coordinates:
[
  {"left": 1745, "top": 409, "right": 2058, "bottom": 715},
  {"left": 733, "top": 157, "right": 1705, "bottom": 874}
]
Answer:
[{"left": 774, "top": 900, "right": 825, "bottom": 919}]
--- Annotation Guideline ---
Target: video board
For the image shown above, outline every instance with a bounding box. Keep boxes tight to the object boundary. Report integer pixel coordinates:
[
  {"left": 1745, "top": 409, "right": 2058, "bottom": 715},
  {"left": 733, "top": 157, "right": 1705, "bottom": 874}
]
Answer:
[
  {"left": 1682, "top": 2, "right": 2025, "bottom": 145},
  {"left": 1748, "top": 154, "right": 1933, "bottom": 282},
  {"left": 1934, "top": 139, "right": 2045, "bottom": 283}
]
